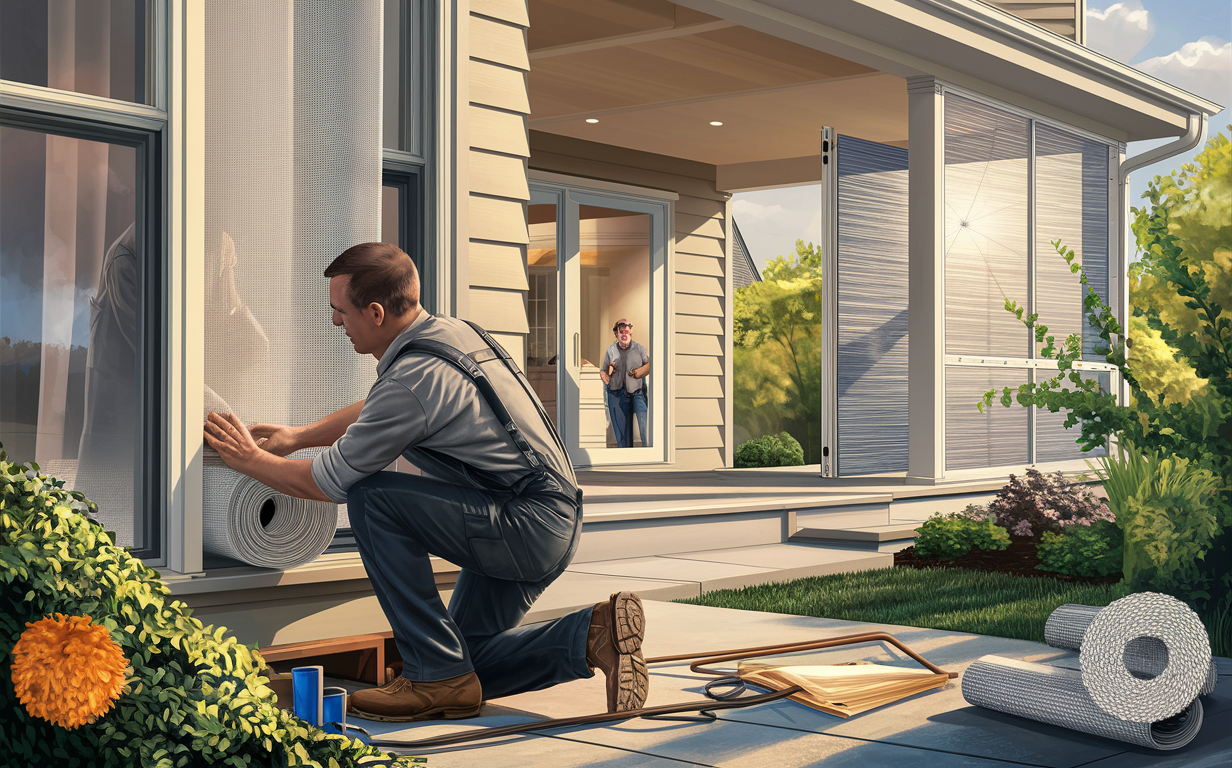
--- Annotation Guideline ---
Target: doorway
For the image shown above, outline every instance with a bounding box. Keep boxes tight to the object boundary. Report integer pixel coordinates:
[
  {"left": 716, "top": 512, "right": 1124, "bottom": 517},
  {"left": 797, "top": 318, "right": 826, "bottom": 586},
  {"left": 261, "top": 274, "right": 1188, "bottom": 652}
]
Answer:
[{"left": 528, "top": 182, "right": 669, "bottom": 467}]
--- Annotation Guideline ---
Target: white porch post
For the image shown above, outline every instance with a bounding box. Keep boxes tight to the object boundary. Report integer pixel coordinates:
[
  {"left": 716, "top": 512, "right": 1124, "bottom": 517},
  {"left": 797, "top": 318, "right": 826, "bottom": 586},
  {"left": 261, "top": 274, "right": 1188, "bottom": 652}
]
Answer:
[{"left": 906, "top": 77, "right": 945, "bottom": 484}]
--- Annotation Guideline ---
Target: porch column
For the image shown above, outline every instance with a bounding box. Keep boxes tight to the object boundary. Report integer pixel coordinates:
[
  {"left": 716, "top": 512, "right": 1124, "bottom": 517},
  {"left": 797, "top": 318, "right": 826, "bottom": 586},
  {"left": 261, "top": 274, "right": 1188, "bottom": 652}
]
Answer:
[{"left": 906, "top": 77, "right": 945, "bottom": 484}]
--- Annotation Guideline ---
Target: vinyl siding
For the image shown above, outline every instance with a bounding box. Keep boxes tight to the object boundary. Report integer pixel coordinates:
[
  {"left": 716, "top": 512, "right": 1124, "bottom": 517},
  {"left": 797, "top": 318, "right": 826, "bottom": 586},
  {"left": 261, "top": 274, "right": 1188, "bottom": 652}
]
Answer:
[
  {"left": 466, "top": 3, "right": 530, "bottom": 340},
  {"left": 985, "top": 1, "right": 1081, "bottom": 40}
]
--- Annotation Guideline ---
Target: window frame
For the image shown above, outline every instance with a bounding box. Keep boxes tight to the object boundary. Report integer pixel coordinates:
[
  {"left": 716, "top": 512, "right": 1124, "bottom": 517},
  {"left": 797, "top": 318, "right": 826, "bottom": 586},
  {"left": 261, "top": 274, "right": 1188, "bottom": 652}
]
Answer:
[
  {"left": 937, "top": 84, "right": 1120, "bottom": 475},
  {"left": 0, "top": 103, "right": 166, "bottom": 562}
]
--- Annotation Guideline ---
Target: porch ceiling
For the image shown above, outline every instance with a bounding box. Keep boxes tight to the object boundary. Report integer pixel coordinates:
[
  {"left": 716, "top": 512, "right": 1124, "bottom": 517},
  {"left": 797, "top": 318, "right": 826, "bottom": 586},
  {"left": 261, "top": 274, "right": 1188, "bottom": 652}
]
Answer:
[{"left": 527, "top": 0, "right": 907, "bottom": 188}]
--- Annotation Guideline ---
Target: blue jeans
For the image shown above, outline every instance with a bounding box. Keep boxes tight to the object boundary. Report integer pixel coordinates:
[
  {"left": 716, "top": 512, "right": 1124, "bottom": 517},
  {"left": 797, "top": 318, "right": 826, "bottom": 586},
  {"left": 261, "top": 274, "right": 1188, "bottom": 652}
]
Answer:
[
  {"left": 345, "top": 471, "right": 592, "bottom": 699},
  {"left": 606, "top": 388, "right": 648, "bottom": 447}
]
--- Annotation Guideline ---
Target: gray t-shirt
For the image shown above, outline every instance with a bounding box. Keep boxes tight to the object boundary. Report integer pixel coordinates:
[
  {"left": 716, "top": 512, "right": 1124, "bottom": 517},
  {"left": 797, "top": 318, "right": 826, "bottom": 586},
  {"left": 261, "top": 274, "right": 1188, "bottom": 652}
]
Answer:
[
  {"left": 600, "top": 340, "right": 649, "bottom": 394},
  {"left": 312, "top": 312, "right": 574, "bottom": 503}
]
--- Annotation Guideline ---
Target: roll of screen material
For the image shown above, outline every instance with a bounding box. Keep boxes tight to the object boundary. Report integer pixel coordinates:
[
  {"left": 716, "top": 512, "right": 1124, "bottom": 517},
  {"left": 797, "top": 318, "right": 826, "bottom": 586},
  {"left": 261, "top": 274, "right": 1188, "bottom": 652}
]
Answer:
[
  {"left": 1046, "top": 602, "right": 1218, "bottom": 697},
  {"left": 961, "top": 592, "right": 1212, "bottom": 750},
  {"left": 202, "top": 449, "right": 337, "bottom": 569}
]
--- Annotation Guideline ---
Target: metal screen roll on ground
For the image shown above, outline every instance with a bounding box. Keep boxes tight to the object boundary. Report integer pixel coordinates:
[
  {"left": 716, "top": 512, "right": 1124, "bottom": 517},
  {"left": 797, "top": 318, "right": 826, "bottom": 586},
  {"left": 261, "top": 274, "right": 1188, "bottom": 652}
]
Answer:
[
  {"left": 961, "top": 592, "right": 1214, "bottom": 749},
  {"left": 1046, "top": 602, "right": 1218, "bottom": 697}
]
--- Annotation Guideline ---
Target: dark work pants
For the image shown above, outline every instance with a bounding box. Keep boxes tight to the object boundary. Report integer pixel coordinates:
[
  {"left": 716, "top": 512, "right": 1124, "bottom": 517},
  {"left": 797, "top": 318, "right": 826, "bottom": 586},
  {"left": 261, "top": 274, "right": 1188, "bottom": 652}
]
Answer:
[{"left": 346, "top": 471, "right": 594, "bottom": 700}]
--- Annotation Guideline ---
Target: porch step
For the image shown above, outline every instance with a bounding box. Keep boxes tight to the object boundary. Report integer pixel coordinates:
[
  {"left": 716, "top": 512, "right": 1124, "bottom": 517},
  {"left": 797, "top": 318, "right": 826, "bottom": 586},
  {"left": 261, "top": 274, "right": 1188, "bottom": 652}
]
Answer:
[{"left": 791, "top": 523, "right": 921, "bottom": 553}]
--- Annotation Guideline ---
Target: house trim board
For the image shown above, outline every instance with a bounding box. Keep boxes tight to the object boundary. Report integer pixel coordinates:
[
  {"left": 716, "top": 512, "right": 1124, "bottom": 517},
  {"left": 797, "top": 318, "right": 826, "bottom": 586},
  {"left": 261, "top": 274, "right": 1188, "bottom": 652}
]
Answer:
[
  {"left": 528, "top": 169, "right": 680, "bottom": 201},
  {"left": 670, "top": 0, "right": 1220, "bottom": 141}
]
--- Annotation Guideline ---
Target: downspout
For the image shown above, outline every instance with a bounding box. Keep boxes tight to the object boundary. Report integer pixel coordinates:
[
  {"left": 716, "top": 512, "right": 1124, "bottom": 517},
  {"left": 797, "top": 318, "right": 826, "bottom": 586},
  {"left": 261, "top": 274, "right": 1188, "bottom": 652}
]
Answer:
[{"left": 1114, "top": 111, "right": 1208, "bottom": 407}]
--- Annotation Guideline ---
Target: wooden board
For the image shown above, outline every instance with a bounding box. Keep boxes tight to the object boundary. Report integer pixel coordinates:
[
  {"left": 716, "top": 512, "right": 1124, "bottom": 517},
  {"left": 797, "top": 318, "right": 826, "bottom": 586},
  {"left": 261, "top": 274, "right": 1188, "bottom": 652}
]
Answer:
[
  {"left": 675, "top": 425, "right": 724, "bottom": 449},
  {"left": 675, "top": 273, "right": 724, "bottom": 297},
  {"left": 468, "top": 287, "right": 529, "bottom": 334},
  {"left": 471, "top": 0, "right": 529, "bottom": 27},
  {"left": 470, "top": 149, "right": 530, "bottom": 201},
  {"left": 676, "top": 234, "right": 725, "bottom": 259},
  {"left": 469, "top": 240, "right": 528, "bottom": 290},
  {"left": 674, "top": 292, "right": 723, "bottom": 317},
  {"left": 675, "top": 211, "right": 725, "bottom": 240},
  {"left": 471, "top": 60, "right": 530, "bottom": 114},
  {"left": 673, "top": 313, "right": 724, "bottom": 335},
  {"left": 675, "top": 354, "right": 723, "bottom": 376},
  {"left": 470, "top": 104, "right": 530, "bottom": 157},
  {"left": 469, "top": 195, "right": 529, "bottom": 244},
  {"left": 675, "top": 252, "right": 724, "bottom": 278},
  {"left": 471, "top": 14, "right": 529, "bottom": 71},
  {"left": 675, "top": 398, "right": 724, "bottom": 426},
  {"left": 675, "top": 374, "right": 724, "bottom": 399}
]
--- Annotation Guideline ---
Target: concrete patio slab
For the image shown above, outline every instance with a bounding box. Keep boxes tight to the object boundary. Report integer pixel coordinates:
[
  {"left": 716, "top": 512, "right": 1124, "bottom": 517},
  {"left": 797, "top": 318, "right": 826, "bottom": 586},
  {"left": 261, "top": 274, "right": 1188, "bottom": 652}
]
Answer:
[{"left": 339, "top": 601, "right": 1227, "bottom": 767}]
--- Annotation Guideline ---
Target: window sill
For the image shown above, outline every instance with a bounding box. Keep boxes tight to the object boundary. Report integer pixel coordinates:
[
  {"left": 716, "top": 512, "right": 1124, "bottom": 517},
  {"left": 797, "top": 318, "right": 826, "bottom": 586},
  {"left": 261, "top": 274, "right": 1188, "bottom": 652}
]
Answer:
[{"left": 161, "top": 552, "right": 457, "bottom": 596}]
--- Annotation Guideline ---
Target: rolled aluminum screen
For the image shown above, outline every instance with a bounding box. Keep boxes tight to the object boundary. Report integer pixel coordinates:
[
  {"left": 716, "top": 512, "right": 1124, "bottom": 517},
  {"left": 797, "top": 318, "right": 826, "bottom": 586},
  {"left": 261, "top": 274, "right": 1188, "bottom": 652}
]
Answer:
[
  {"left": 204, "top": 0, "right": 381, "bottom": 552},
  {"left": 835, "top": 135, "right": 909, "bottom": 476}
]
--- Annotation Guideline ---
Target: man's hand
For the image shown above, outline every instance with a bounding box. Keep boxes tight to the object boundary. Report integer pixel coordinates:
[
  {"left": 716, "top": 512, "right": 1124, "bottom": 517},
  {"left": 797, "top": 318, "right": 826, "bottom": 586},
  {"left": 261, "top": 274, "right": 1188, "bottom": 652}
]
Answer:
[
  {"left": 249, "top": 423, "right": 302, "bottom": 456},
  {"left": 204, "top": 412, "right": 267, "bottom": 470},
  {"left": 600, "top": 370, "right": 611, "bottom": 386}
]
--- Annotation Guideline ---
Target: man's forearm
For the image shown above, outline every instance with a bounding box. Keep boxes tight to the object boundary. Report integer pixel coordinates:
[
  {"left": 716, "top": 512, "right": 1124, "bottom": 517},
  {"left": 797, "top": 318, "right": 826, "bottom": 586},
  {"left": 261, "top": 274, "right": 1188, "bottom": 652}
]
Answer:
[
  {"left": 242, "top": 452, "right": 332, "bottom": 502},
  {"left": 297, "top": 400, "right": 365, "bottom": 448},
  {"left": 633, "top": 362, "right": 650, "bottom": 378}
]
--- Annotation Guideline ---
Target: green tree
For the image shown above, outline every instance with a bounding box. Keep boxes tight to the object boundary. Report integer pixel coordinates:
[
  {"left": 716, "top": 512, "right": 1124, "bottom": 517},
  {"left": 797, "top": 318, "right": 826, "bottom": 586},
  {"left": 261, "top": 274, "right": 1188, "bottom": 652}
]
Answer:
[
  {"left": 733, "top": 240, "right": 823, "bottom": 461},
  {"left": 981, "top": 129, "right": 1231, "bottom": 608}
]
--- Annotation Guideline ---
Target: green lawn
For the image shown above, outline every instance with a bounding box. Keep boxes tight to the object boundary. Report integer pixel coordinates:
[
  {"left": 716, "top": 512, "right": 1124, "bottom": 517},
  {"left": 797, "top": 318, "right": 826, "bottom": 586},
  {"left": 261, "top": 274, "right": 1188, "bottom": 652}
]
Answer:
[{"left": 676, "top": 566, "right": 1132, "bottom": 644}]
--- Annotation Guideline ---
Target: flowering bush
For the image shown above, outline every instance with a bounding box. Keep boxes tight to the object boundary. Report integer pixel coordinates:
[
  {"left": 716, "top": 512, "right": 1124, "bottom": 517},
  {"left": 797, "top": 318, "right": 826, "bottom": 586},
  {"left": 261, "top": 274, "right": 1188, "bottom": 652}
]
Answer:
[
  {"left": 0, "top": 448, "right": 413, "bottom": 767},
  {"left": 982, "top": 469, "right": 1113, "bottom": 539}
]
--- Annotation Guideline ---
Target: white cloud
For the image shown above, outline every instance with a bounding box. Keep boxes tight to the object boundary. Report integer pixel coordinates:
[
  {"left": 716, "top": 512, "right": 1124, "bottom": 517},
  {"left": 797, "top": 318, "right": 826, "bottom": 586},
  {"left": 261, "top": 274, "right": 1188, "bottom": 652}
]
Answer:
[
  {"left": 1136, "top": 38, "right": 1231, "bottom": 105},
  {"left": 1086, "top": 2, "right": 1155, "bottom": 64}
]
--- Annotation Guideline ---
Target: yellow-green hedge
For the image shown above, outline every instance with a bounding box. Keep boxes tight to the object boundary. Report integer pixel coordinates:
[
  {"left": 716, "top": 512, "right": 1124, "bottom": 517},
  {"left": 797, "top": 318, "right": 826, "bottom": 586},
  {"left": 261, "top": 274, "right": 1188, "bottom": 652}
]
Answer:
[{"left": 1, "top": 448, "right": 414, "bottom": 767}]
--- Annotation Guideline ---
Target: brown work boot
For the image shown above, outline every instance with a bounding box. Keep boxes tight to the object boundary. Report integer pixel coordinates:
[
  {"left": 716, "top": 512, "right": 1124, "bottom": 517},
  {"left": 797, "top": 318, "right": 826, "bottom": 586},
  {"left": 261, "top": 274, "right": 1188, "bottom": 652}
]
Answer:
[
  {"left": 347, "top": 671, "right": 483, "bottom": 722},
  {"left": 586, "top": 591, "right": 649, "bottom": 713}
]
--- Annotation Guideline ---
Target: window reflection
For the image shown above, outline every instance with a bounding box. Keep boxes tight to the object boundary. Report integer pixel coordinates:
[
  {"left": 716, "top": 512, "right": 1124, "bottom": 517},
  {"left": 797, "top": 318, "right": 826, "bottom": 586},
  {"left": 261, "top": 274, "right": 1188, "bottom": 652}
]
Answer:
[
  {"left": 0, "top": 125, "right": 143, "bottom": 546},
  {"left": 0, "top": 0, "right": 152, "bottom": 105}
]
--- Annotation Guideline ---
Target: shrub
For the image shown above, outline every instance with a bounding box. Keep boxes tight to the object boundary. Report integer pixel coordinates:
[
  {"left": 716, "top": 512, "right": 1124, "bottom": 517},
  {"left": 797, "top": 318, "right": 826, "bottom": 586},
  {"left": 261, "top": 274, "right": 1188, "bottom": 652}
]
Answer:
[
  {"left": 1094, "top": 442, "right": 1220, "bottom": 591},
  {"left": 913, "top": 514, "right": 1010, "bottom": 559},
  {"left": 1037, "top": 520, "right": 1124, "bottom": 578},
  {"left": 734, "top": 431, "right": 805, "bottom": 468},
  {"left": 0, "top": 449, "right": 411, "bottom": 767},
  {"left": 985, "top": 469, "right": 1113, "bottom": 538}
]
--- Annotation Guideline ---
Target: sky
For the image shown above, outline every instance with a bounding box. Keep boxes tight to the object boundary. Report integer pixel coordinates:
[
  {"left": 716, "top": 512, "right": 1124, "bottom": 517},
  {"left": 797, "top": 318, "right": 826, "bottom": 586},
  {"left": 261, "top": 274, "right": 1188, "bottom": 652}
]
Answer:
[{"left": 733, "top": 1, "right": 1231, "bottom": 275}]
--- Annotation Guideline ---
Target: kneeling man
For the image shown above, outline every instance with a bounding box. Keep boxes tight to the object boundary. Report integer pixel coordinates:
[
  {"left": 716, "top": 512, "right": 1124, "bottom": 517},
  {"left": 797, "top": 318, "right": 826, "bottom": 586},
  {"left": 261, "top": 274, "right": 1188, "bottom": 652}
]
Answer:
[{"left": 203, "top": 242, "right": 648, "bottom": 721}]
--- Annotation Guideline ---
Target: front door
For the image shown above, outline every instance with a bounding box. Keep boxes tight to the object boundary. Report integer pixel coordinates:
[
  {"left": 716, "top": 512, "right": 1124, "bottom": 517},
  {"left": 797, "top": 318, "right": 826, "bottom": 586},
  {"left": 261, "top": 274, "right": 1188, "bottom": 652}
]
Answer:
[{"left": 528, "top": 183, "right": 669, "bottom": 467}]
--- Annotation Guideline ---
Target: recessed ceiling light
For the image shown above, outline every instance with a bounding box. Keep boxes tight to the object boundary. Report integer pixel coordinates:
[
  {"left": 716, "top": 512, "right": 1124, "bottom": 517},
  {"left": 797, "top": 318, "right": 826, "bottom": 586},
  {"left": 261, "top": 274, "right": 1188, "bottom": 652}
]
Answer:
[
  {"left": 586, "top": 118, "right": 599, "bottom": 124},
  {"left": 709, "top": 121, "right": 723, "bottom": 126}
]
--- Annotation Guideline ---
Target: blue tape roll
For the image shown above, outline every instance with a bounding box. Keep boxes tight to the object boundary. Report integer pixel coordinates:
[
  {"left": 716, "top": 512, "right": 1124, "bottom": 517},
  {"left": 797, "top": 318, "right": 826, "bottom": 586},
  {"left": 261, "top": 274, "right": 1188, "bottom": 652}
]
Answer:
[{"left": 322, "top": 687, "right": 347, "bottom": 734}]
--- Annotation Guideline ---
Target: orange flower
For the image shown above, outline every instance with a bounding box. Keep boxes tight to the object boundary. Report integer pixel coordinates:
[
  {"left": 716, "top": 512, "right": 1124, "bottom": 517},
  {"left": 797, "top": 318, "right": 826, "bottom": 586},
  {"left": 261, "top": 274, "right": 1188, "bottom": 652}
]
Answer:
[{"left": 10, "top": 614, "right": 128, "bottom": 729}]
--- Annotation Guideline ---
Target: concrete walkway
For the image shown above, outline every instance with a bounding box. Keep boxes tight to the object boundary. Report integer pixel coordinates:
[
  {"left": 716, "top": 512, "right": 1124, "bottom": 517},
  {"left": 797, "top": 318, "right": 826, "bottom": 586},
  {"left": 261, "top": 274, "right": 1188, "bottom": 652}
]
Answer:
[{"left": 342, "top": 601, "right": 1231, "bottom": 768}]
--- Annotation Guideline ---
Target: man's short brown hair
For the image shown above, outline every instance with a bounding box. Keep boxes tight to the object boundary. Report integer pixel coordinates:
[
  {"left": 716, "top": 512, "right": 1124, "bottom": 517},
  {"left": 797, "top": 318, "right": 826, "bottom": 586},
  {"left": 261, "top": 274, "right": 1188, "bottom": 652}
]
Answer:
[{"left": 324, "top": 242, "right": 420, "bottom": 316}]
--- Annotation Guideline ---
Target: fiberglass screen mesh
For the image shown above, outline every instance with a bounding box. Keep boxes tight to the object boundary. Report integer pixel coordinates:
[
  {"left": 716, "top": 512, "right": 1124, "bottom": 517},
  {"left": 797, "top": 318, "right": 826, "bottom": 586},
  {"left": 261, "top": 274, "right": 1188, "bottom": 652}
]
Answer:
[{"left": 204, "top": 0, "right": 381, "bottom": 540}]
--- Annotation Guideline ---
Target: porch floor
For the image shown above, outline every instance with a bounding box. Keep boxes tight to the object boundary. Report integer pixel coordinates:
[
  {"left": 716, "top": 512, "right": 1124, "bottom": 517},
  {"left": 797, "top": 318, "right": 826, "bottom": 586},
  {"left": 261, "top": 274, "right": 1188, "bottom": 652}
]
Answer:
[{"left": 341, "top": 600, "right": 1231, "bottom": 768}]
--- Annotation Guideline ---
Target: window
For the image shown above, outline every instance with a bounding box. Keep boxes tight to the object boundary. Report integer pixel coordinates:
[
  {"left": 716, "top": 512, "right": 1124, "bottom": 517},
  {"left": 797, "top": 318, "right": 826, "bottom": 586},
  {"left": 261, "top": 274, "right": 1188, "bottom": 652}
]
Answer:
[
  {"left": 0, "top": 0, "right": 155, "bottom": 105},
  {"left": 0, "top": 115, "right": 162, "bottom": 558},
  {"left": 943, "top": 93, "right": 1114, "bottom": 471}
]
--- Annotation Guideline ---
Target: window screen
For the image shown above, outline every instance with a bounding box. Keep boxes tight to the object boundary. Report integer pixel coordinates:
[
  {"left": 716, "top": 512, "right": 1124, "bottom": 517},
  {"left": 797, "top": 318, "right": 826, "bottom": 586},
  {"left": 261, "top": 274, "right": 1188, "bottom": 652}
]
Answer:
[{"left": 835, "top": 135, "right": 909, "bottom": 476}]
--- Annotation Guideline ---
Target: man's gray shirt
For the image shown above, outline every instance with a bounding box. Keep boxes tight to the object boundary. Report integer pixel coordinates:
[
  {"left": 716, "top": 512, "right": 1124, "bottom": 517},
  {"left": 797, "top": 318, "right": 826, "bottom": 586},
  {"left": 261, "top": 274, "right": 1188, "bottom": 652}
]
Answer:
[
  {"left": 600, "top": 340, "right": 649, "bottom": 394},
  {"left": 312, "top": 312, "right": 574, "bottom": 503}
]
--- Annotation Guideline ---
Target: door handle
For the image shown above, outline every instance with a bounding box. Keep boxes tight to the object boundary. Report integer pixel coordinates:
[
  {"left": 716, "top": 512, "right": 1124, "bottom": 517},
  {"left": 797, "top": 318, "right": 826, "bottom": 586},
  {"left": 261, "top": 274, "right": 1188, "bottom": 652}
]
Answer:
[{"left": 574, "top": 333, "right": 580, "bottom": 367}]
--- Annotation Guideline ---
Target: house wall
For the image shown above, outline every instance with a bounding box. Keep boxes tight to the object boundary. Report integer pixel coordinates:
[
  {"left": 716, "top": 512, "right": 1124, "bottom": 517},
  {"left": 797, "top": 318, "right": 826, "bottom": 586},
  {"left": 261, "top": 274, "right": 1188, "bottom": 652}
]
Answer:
[
  {"left": 985, "top": 1, "right": 1084, "bottom": 42},
  {"left": 529, "top": 132, "right": 731, "bottom": 470},
  {"left": 466, "top": 0, "right": 531, "bottom": 362}
]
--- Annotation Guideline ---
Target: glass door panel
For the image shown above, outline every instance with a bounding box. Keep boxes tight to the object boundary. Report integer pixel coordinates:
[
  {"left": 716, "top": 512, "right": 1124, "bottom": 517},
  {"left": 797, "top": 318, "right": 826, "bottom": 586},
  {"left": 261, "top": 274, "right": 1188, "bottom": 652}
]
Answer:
[{"left": 527, "top": 200, "right": 560, "bottom": 428}]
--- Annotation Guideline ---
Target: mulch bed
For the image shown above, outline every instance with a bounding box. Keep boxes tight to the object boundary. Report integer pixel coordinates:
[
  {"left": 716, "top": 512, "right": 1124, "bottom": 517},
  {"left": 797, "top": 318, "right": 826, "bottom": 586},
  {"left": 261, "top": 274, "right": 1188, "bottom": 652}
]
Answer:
[{"left": 895, "top": 537, "right": 1122, "bottom": 585}]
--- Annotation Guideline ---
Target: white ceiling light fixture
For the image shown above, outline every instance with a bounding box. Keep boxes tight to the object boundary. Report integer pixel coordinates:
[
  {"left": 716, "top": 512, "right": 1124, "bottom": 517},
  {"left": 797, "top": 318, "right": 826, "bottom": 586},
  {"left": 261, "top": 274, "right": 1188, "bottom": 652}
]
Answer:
[
  {"left": 709, "top": 121, "right": 723, "bottom": 126},
  {"left": 585, "top": 118, "right": 599, "bottom": 123}
]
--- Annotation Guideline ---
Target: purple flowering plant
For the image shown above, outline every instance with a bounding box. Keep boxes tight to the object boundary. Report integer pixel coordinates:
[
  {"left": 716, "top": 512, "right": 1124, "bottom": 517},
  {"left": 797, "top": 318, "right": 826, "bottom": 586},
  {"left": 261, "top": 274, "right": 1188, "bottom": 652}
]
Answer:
[{"left": 969, "top": 469, "right": 1113, "bottom": 539}]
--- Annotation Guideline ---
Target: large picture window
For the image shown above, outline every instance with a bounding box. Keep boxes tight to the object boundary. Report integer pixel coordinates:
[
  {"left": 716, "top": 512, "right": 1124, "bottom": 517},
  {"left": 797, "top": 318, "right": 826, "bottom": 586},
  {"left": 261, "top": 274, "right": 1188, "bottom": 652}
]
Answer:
[{"left": 0, "top": 115, "right": 161, "bottom": 557}]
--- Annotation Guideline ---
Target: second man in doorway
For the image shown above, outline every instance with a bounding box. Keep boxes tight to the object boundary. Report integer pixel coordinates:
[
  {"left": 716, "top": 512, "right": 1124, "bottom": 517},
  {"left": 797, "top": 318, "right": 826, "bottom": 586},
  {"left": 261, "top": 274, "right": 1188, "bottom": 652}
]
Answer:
[{"left": 600, "top": 319, "right": 650, "bottom": 448}]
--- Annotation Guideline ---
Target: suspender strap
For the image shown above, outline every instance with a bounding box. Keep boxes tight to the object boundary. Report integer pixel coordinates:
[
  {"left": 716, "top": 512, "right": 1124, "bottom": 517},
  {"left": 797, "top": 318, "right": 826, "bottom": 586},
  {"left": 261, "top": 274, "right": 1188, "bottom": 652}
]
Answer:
[
  {"left": 461, "top": 320, "right": 570, "bottom": 461},
  {"left": 391, "top": 339, "right": 544, "bottom": 471}
]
